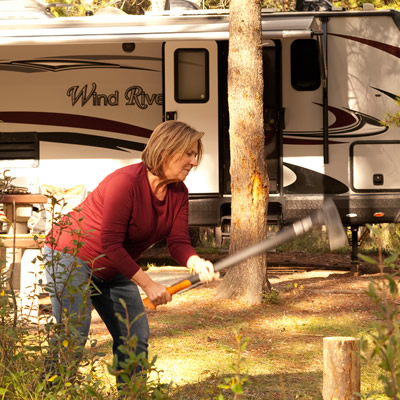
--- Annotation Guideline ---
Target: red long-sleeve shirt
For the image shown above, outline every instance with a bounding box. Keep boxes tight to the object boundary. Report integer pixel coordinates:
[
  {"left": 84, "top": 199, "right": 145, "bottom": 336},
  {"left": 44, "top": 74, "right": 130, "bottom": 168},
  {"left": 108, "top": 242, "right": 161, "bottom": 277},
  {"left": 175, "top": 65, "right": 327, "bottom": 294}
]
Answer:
[{"left": 49, "top": 162, "right": 196, "bottom": 280}]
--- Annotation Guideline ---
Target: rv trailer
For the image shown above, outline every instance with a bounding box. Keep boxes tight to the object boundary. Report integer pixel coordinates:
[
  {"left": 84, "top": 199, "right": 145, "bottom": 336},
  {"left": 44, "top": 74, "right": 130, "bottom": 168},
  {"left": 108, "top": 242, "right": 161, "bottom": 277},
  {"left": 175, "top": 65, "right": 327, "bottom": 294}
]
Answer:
[{"left": 0, "top": 4, "right": 400, "bottom": 251}]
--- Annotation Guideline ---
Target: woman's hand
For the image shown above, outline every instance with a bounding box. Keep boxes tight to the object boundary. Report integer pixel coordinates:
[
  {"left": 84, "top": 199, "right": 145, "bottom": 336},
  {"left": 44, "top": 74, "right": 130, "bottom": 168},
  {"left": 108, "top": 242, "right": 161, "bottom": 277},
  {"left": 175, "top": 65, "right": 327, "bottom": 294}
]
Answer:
[
  {"left": 142, "top": 281, "right": 172, "bottom": 306},
  {"left": 187, "top": 255, "right": 220, "bottom": 283},
  {"left": 131, "top": 269, "right": 172, "bottom": 306}
]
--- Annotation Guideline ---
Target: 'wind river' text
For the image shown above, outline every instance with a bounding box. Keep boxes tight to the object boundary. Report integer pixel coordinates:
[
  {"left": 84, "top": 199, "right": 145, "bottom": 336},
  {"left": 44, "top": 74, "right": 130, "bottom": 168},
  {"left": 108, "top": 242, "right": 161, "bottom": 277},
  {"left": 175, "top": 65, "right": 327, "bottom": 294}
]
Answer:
[{"left": 67, "top": 83, "right": 163, "bottom": 109}]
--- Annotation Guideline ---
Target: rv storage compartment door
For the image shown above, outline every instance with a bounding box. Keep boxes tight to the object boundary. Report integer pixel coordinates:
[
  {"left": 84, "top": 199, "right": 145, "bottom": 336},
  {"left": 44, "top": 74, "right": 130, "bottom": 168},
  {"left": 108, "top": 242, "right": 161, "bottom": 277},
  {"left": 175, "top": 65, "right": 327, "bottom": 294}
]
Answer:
[
  {"left": 163, "top": 41, "right": 219, "bottom": 195},
  {"left": 351, "top": 141, "right": 400, "bottom": 191}
]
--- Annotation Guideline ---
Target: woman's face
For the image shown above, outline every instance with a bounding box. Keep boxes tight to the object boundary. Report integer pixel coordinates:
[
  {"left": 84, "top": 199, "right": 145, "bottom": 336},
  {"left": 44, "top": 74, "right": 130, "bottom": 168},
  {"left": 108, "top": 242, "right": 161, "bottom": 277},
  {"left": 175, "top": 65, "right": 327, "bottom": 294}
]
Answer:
[{"left": 162, "top": 141, "right": 199, "bottom": 182}]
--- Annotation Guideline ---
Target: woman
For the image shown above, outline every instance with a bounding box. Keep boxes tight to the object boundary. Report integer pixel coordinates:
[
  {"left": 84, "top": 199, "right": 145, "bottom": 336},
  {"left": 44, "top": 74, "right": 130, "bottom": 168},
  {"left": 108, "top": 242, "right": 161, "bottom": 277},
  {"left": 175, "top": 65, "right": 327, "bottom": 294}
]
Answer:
[{"left": 44, "top": 120, "right": 219, "bottom": 383}]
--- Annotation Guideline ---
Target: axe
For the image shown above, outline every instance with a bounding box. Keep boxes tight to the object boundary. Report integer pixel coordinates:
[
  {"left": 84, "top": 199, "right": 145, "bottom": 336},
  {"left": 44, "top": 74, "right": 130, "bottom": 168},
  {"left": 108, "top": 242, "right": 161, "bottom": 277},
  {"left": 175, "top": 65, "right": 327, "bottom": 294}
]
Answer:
[{"left": 143, "top": 198, "right": 348, "bottom": 310}]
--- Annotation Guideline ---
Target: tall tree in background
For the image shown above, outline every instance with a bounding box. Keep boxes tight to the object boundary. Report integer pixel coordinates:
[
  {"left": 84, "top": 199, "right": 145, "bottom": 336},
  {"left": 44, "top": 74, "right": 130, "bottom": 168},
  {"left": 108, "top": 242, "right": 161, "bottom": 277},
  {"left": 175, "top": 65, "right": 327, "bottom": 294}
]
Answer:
[
  {"left": 216, "top": 0, "right": 269, "bottom": 305},
  {"left": 47, "top": 0, "right": 150, "bottom": 16}
]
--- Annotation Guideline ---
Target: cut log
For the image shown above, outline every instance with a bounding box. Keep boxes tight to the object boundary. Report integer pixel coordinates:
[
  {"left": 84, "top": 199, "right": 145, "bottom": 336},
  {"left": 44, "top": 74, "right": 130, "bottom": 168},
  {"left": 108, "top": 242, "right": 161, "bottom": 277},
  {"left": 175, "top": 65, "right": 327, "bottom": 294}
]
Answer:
[{"left": 323, "top": 337, "right": 360, "bottom": 400}]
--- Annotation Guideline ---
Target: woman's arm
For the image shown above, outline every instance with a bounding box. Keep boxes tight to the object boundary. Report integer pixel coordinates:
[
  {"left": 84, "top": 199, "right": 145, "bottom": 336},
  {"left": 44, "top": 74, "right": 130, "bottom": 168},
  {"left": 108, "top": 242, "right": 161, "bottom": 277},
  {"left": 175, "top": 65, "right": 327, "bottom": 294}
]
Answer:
[
  {"left": 166, "top": 186, "right": 198, "bottom": 264},
  {"left": 100, "top": 173, "right": 143, "bottom": 278},
  {"left": 167, "top": 186, "right": 219, "bottom": 283}
]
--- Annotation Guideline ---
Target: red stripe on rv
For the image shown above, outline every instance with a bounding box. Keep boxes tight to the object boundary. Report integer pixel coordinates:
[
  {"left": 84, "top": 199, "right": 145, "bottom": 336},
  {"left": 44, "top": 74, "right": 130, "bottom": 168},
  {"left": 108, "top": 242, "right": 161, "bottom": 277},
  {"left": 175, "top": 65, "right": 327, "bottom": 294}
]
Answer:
[
  {"left": 329, "top": 33, "right": 400, "bottom": 58},
  {"left": 315, "top": 103, "right": 358, "bottom": 129},
  {"left": 0, "top": 111, "right": 152, "bottom": 138}
]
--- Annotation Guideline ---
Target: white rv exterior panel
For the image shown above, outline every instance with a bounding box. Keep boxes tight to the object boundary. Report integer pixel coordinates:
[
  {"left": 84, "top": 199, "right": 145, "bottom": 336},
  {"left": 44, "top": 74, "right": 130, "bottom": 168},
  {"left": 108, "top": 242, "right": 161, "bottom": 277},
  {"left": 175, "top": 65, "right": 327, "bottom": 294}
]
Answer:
[
  {"left": 164, "top": 41, "right": 219, "bottom": 194},
  {"left": 352, "top": 142, "right": 400, "bottom": 191},
  {"left": 0, "top": 41, "right": 163, "bottom": 191},
  {"left": 0, "top": 8, "right": 399, "bottom": 227}
]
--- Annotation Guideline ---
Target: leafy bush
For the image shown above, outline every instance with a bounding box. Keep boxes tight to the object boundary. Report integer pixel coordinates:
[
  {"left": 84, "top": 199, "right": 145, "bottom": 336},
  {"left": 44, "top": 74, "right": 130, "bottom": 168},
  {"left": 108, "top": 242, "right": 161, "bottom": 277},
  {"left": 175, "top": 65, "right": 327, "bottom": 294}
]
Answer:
[
  {"left": 359, "top": 224, "right": 400, "bottom": 399},
  {"left": 217, "top": 328, "right": 249, "bottom": 400},
  {"left": 0, "top": 188, "right": 168, "bottom": 399}
]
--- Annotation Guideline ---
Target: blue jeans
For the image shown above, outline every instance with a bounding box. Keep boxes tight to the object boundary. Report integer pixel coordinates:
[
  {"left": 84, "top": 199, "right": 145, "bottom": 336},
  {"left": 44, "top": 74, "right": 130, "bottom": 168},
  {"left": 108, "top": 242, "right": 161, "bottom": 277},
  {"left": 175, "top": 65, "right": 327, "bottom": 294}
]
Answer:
[{"left": 44, "top": 246, "right": 149, "bottom": 376}]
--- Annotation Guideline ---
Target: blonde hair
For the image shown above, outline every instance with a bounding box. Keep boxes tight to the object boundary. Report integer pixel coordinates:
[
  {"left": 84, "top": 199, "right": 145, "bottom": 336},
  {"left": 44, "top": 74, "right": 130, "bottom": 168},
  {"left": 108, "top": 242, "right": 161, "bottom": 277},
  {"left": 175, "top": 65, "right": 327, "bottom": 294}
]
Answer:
[{"left": 142, "top": 121, "right": 204, "bottom": 179}]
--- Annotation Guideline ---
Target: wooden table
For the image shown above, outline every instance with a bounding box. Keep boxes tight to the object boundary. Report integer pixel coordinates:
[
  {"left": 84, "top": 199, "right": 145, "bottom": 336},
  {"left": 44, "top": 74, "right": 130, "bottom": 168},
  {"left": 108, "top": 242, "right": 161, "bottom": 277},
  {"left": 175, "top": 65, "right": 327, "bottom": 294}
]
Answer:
[
  {"left": 0, "top": 193, "right": 48, "bottom": 205},
  {"left": 0, "top": 194, "right": 49, "bottom": 317},
  {"left": 0, "top": 193, "right": 48, "bottom": 244}
]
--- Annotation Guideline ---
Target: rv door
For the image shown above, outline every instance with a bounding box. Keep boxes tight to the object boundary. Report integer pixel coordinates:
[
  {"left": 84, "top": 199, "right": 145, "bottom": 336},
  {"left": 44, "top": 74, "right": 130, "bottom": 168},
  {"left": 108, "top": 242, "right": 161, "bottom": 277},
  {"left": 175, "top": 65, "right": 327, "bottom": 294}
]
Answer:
[{"left": 163, "top": 41, "right": 219, "bottom": 195}]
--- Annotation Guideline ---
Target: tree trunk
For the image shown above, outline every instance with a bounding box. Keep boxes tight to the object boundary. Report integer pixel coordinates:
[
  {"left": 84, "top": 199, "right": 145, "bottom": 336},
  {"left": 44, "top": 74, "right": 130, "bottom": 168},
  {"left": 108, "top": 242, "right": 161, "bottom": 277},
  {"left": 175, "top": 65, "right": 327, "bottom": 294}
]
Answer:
[
  {"left": 216, "top": 0, "right": 269, "bottom": 305},
  {"left": 323, "top": 337, "right": 361, "bottom": 400}
]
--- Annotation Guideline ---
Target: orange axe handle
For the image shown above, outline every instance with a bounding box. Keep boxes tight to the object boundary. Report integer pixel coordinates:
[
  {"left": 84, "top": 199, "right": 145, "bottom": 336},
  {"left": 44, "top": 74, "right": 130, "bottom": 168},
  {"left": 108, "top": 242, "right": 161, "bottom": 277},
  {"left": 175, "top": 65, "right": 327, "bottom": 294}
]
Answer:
[{"left": 142, "top": 277, "right": 197, "bottom": 310}]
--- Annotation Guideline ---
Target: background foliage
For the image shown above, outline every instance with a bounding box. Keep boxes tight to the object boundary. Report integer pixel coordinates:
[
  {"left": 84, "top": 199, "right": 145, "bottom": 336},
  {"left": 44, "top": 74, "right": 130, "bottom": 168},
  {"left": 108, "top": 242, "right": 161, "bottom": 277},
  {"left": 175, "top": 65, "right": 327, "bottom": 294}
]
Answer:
[{"left": 46, "top": 0, "right": 400, "bottom": 17}]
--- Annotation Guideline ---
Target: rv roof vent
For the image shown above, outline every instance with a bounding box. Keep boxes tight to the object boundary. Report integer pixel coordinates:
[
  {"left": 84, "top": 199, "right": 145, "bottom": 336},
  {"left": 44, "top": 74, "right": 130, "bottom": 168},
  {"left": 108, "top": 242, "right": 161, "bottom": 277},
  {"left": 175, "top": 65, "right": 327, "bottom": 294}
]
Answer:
[
  {"left": 94, "top": 7, "right": 128, "bottom": 17},
  {"left": 146, "top": 0, "right": 200, "bottom": 13},
  {"left": 363, "top": 3, "right": 375, "bottom": 10},
  {"left": 295, "top": 0, "right": 345, "bottom": 11},
  {"left": 165, "top": 0, "right": 200, "bottom": 10},
  {"left": 0, "top": 0, "right": 55, "bottom": 19}
]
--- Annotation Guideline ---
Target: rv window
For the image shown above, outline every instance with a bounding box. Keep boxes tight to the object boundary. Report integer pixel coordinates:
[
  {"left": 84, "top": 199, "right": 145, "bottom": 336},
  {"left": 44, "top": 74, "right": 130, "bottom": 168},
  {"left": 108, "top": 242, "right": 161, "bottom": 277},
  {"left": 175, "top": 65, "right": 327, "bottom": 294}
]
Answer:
[
  {"left": 0, "top": 132, "right": 39, "bottom": 168},
  {"left": 174, "top": 49, "right": 209, "bottom": 103},
  {"left": 291, "top": 40, "right": 320, "bottom": 91}
]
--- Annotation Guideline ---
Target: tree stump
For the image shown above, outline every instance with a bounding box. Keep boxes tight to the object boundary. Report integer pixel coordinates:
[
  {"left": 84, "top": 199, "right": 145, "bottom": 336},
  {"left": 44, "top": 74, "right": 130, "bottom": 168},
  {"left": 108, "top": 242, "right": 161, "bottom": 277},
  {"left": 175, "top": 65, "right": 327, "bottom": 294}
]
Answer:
[{"left": 323, "top": 337, "right": 360, "bottom": 400}]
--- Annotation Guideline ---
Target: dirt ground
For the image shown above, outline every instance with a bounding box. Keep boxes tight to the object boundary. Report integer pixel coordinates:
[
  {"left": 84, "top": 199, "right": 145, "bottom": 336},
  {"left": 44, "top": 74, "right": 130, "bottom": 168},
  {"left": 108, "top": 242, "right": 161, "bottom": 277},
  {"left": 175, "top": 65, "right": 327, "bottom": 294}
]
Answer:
[
  {"left": 88, "top": 250, "right": 387, "bottom": 342},
  {"left": 79, "top": 250, "right": 398, "bottom": 399},
  {"left": 34, "top": 248, "right": 397, "bottom": 398}
]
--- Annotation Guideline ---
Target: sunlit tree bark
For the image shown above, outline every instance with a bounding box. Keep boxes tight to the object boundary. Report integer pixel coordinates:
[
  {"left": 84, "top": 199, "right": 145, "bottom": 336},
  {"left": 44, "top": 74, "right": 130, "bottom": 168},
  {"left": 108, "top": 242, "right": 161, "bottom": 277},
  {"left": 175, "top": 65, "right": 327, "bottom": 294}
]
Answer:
[{"left": 216, "top": 0, "right": 269, "bottom": 305}]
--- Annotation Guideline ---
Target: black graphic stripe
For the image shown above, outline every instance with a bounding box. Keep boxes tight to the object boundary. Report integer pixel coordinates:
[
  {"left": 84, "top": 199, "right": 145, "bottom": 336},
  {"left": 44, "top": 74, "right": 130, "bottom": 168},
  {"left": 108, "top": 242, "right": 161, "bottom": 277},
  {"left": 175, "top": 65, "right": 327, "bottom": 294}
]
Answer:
[
  {"left": 371, "top": 87, "right": 400, "bottom": 101},
  {"left": 0, "top": 60, "right": 159, "bottom": 73},
  {"left": 37, "top": 132, "right": 146, "bottom": 152},
  {"left": 40, "top": 55, "right": 162, "bottom": 62},
  {"left": 283, "top": 162, "right": 349, "bottom": 195}
]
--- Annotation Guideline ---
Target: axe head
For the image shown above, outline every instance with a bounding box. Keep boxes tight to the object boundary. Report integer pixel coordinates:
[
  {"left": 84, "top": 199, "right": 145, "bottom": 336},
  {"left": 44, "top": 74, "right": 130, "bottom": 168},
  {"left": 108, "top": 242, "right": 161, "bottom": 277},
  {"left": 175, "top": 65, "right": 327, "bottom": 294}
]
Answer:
[{"left": 320, "top": 198, "right": 348, "bottom": 250}]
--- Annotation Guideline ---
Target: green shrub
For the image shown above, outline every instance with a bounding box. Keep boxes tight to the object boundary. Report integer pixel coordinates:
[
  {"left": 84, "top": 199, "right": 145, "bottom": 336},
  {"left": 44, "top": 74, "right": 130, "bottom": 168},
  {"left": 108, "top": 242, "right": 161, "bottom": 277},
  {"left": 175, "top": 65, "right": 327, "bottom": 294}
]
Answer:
[
  {"left": 0, "top": 187, "right": 168, "bottom": 399},
  {"left": 359, "top": 224, "right": 400, "bottom": 399}
]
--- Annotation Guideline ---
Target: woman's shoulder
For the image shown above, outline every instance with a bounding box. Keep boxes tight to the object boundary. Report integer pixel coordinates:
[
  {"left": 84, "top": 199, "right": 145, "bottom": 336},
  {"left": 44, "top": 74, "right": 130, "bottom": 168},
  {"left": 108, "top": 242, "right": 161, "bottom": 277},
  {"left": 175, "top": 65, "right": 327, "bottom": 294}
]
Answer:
[
  {"left": 97, "top": 162, "right": 146, "bottom": 192},
  {"left": 114, "top": 162, "right": 145, "bottom": 177},
  {"left": 104, "top": 162, "right": 145, "bottom": 182}
]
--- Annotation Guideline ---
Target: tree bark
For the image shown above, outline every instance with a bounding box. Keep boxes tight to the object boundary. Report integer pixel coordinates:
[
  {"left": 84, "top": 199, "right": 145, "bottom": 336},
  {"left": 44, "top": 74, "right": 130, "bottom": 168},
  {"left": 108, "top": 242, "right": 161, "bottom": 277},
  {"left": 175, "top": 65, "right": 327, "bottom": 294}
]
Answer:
[
  {"left": 323, "top": 337, "right": 361, "bottom": 400},
  {"left": 216, "top": 0, "right": 269, "bottom": 305}
]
